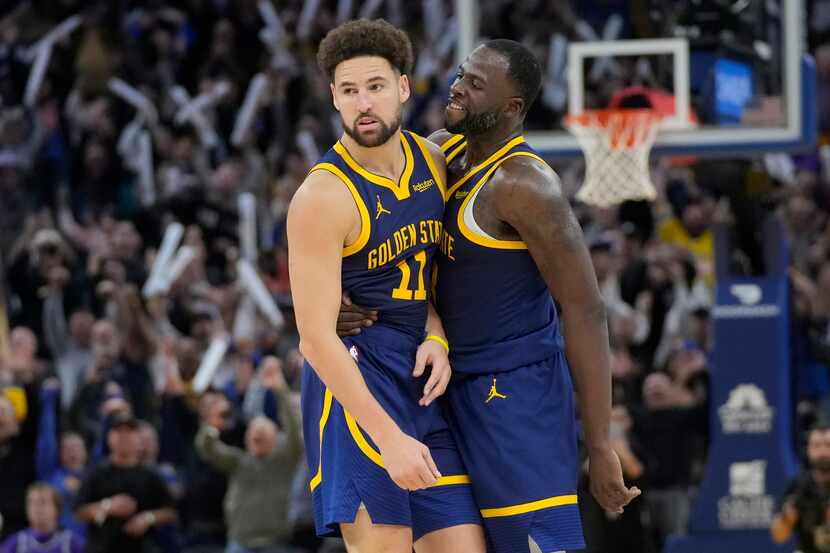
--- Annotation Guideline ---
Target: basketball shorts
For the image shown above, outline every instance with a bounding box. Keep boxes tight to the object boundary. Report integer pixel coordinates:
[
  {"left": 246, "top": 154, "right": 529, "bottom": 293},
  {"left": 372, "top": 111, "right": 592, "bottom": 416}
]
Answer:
[
  {"left": 444, "top": 350, "right": 586, "bottom": 553},
  {"left": 301, "top": 325, "right": 481, "bottom": 541}
]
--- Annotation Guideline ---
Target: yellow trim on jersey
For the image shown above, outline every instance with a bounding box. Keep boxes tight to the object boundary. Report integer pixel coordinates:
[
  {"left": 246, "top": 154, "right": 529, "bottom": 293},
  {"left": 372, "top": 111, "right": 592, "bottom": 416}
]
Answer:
[
  {"left": 456, "top": 151, "right": 547, "bottom": 250},
  {"left": 333, "top": 133, "right": 414, "bottom": 200},
  {"left": 410, "top": 132, "right": 447, "bottom": 201},
  {"left": 445, "top": 141, "right": 466, "bottom": 164},
  {"left": 480, "top": 494, "right": 578, "bottom": 518},
  {"left": 343, "top": 409, "right": 471, "bottom": 488},
  {"left": 445, "top": 135, "right": 526, "bottom": 199},
  {"left": 439, "top": 133, "right": 465, "bottom": 153},
  {"left": 309, "top": 389, "right": 334, "bottom": 492},
  {"left": 308, "top": 163, "right": 372, "bottom": 257}
]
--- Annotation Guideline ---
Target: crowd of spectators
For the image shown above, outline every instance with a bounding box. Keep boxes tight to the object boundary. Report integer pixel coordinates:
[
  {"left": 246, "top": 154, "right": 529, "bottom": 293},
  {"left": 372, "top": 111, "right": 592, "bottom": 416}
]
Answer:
[{"left": 0, "top": 1, "right": 828, "bottom": 553}]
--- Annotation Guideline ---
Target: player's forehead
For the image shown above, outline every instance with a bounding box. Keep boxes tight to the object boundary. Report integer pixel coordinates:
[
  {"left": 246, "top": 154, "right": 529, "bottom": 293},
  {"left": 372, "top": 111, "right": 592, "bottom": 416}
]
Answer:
[
  {"left": 460, "top": 46, "right": 510, "bottom": 85},
  {"left": 334, "top": 56, "right": 397, "bottom": 86},
  {"left": 809, "top": 429, "right": 830, "bottom": 443}
]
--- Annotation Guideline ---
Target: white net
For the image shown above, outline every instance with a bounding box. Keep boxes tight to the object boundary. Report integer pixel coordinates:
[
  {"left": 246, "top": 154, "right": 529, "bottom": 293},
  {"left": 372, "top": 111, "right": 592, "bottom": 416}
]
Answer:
[{"left": 564, "top": 109, "right": 661, "bottom": 208}]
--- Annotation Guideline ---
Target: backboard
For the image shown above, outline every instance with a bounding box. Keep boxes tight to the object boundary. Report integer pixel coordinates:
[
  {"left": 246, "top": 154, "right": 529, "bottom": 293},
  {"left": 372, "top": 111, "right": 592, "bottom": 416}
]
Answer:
[{"left": 456, "top": 0, "right": 816, "bottom": 159}]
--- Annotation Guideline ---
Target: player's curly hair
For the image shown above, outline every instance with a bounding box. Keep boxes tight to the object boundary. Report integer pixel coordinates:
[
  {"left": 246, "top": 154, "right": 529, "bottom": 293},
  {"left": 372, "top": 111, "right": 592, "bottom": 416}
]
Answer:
[{"left": 317, "top": 19, "right": 414, "bottom": 82}]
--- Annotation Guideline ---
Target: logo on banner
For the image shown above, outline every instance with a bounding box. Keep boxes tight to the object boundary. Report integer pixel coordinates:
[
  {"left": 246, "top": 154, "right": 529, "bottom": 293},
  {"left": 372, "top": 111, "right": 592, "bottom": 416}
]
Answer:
[
  {"left": 718, "top": 460, "right": 775, "bottom": 528},
  {"left": 730, "top": 284, "right": 762, "bottom": 305},
  {"left": 713, "top": 283, "right": 780, "bottom": 319},
  {"left": 718, "top": 384, "right": 774, "bottom": 434}
]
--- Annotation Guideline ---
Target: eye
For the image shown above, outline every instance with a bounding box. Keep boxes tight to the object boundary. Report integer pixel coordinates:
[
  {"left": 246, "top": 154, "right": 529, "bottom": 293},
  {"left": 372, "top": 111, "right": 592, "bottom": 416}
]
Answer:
[
  {"left": 343, "top": 87, "right": 357, "bottom": 95},
  {"left": 471, "top": 80, "right": 483, "bottom": 90},
  {"left": 369, "top": 83, "right": 383, "bottom": 91}
]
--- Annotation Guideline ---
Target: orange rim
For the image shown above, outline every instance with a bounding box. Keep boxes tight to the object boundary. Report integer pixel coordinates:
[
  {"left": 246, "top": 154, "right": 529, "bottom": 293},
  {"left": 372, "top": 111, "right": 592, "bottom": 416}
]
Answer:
[{"left": 564, "top": 108, "right": 661, "bottom": 150}]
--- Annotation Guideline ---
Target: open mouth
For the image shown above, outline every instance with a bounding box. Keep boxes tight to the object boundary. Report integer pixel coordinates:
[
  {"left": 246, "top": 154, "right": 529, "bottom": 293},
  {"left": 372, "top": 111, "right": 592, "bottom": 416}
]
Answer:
[{"left": 447, "top": 99, "right": 466, "bottom": 112}]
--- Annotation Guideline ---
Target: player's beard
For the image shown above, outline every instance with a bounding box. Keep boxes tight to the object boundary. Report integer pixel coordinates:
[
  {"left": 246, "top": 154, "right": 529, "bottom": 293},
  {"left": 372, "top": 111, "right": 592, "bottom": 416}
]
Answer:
[
  {"left": 343, "top": 110, "right": 402, "bottom": 148},
  {"left": 813, "top": 457, "right": 830, "bottom": 472},
  {"left": 445, "top": 108, "right": 499, "bottom": 136}
]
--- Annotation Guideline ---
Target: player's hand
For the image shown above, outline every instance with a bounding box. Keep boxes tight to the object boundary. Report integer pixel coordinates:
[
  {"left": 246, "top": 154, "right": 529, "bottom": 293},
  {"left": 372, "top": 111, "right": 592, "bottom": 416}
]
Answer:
[
  {"left": 413, "top": 339, "right": 452, "bottom": 407},
  {"left": 336, "top": 292, "right": 377, "bottom": 337},
  {"left": 378, "top": 431, "right": 441, "bottom": 491},
  {"left": 588, "top": 445, "right": 641, "bottom": 514}
]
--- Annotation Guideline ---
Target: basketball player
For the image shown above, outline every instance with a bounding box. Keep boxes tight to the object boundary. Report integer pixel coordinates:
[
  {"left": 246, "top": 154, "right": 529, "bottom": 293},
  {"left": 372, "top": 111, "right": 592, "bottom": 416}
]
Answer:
[
  {"left": 287, "top": 19, "right": 486, "bottom": 553},
  {"left": 339, "top": 40, "right": 641, "bottom": 553}
]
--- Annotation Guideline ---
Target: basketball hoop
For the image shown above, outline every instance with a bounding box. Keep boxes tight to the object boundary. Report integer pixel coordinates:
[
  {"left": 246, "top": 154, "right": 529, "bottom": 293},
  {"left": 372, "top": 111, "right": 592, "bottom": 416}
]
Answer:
[{"left": 564, "top": 108, "right": 662, "bottom": 208}]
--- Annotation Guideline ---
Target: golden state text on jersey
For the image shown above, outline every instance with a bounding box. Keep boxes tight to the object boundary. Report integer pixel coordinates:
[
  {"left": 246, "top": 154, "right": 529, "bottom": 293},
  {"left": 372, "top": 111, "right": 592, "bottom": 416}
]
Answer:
[{"left": 307, "top": 130, "right": 446, "bottom": 337}]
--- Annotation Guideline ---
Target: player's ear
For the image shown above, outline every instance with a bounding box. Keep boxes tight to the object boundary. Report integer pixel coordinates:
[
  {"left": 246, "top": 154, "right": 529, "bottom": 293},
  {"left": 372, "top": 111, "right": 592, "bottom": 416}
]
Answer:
[
  {"left": 398, "top": 73, "right": 411, "bottom": 103},
  {"left": 505, "top": 97, "right": 524, "bottom": 118},
  {"left": 330, "top": 83, "right": 341, "bottom": 111}
]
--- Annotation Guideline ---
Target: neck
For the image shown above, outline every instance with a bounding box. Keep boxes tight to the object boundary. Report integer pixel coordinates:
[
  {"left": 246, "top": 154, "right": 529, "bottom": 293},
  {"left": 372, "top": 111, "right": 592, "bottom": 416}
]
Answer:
[
  {"left": 111, "top": 452, "right": 138, "bottom": 467},
  {"left": 812, "top": 468, "right": 830, "bottom": 488},
  {"left": 31, "top": 522, "right": 56, "bottom": 535},
  {"left": 462, "top": 122, "right": 523, "bottom": 167},
  {"left": 340, "top": 131, "right": 404, "bottom": 180}
]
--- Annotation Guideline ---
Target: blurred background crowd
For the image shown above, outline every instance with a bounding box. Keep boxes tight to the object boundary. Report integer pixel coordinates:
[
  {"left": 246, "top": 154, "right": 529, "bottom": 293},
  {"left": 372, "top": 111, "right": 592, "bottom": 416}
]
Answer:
[{"left": 0, "top": 1, "right": 828, "bottom": 553}]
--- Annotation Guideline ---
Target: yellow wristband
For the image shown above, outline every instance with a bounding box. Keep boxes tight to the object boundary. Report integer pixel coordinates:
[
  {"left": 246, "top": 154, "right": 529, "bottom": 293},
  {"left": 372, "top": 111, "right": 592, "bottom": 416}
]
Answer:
[{"left": 425, "top": 334, "right": 449, "bottom": 353}]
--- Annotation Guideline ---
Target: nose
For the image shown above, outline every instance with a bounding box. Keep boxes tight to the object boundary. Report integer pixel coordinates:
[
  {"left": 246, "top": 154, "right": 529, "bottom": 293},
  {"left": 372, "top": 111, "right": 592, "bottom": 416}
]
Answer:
[
  {"left": 357, "top": 90, "right": 373, "bottom": 112},
  {"left": 450, "top": 78, "right": 465, "bottom": 99}
]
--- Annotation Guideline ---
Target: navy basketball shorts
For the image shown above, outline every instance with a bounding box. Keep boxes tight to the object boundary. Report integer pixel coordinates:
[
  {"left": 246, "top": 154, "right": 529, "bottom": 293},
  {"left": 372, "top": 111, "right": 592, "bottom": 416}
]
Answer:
[
  {"left": 301, "top": 325, "right": 481, "bottom": 541},
  {"left": 444, "top": 350, "right": 585, "bottom": 553}
]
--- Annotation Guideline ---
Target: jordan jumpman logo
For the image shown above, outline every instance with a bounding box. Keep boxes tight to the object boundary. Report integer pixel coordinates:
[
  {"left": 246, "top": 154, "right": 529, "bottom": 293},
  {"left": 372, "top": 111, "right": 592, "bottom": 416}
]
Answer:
[
  {"left": 375, "top": 195, "right": 391, "bottom": 219},
  {"left": 486, "top": 377, "right": 507, "bottom": 403}
]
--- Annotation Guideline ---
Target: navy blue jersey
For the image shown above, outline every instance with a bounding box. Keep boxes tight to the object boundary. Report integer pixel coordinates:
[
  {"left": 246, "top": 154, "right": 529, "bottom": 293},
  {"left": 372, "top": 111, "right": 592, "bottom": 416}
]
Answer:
[
  {"left": 434, "top": 134, "right": 565, "bottom": 373},
  {"left": 309, "top": 130, "right": 446, "bottom": 338}
]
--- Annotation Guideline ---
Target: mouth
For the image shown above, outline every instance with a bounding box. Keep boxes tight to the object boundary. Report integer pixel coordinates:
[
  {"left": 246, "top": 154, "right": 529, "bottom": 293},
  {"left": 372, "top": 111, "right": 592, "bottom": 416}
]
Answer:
[
  {"left": 447, "top": 99, "right": 466, "bottom": 113},
  {"left": 357, "top": 116, "right": 380, "bottom": 131}
]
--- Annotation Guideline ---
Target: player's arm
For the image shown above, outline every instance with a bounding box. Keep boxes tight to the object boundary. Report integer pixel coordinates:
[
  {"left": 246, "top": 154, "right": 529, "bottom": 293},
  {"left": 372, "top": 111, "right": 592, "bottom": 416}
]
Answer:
[
  {"left": 491, "top": 157, "right": 640, "bottom": 512},
  {"left": 287, "top": 170, "right": 440, "bottom": 490}
]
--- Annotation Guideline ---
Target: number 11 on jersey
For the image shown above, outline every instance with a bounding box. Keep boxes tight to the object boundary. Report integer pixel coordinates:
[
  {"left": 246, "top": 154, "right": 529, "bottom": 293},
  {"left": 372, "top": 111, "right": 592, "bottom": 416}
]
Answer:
[{"left": 392, "top": 251, "right": 427, "bottom": 300}]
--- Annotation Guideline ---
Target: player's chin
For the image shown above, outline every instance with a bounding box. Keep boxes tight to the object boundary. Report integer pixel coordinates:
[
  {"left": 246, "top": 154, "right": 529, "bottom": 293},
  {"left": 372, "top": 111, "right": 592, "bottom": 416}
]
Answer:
[
  {"left": 445, "top": 107, "right": 466, "bottom": 128},
  {"left": 355, "top": 130, "right": 385, "bottom": 148}
]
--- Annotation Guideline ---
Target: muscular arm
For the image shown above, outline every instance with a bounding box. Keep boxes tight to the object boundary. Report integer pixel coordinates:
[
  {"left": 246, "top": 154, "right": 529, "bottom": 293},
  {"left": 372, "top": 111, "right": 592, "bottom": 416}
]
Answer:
[
  {"left": 288, "top": 171, "right": 399, "bottom": 444},
  {"left": 287, "top": 170, "right": 439, "bottom": 489},
  {"left": 492, "top": 158, "right": 611, "bottom": 451},
  {"left": 492, "top": 157, "right": 639, "bottom": 511}
]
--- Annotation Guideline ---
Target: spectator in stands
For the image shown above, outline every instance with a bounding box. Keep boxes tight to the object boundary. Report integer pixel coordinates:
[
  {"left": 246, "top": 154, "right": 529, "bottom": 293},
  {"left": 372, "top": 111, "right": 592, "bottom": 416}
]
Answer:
[
  {"left": 138, "top": 420, "right": 183, "bottom": 500},
  {"left": 0, "top": 386, "right": 38, "bottom": 539},
  {"left": 196, "top": 359, "right": 302, "bottom": 553},
  {"left": 579, "top": 404, "right": 657, "bottom": 553},
  {"left": 772, "top": 424, "right": 830, "bottom": 553},
  {"left": 74, "top": 412, "right": 177, "bottom": 553},
  {"left": 53, "top": 309, "right": 94, "bottom": 410},
  {"left": 6, "top": 226, "right": 86, "bottom": 360},
  {"left": 632, "top": 371, "right": 708, "bottom": 550},
  {"left": 35, "top": 378, "right": 87, "bottom": 537},
  {"left": 0, "top": 483, "right": 85, "bottom": 553},
  {"left": 590, "top": 236, "right": 651, "bottom": 348},
  {"left": 657, "top": 191, "right": 716, "bottom": 290}
]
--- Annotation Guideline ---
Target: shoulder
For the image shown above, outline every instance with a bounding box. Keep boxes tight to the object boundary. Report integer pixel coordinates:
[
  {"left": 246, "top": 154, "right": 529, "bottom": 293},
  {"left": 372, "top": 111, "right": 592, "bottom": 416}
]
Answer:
[
  {"left": 426, "top": 129, "right": 460, "bottom": 149},
  {"left": 490, "top": 154, "right": 564, "bottom": 217},
  {"left": 407, "top": 131, "right": 445, "bottom": 162},
  {"left": 0, "top": 531, "right": 20, "bottom": 551},
  {"left": 289, "top": 166, "right": 360, "bottom": 219}
]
